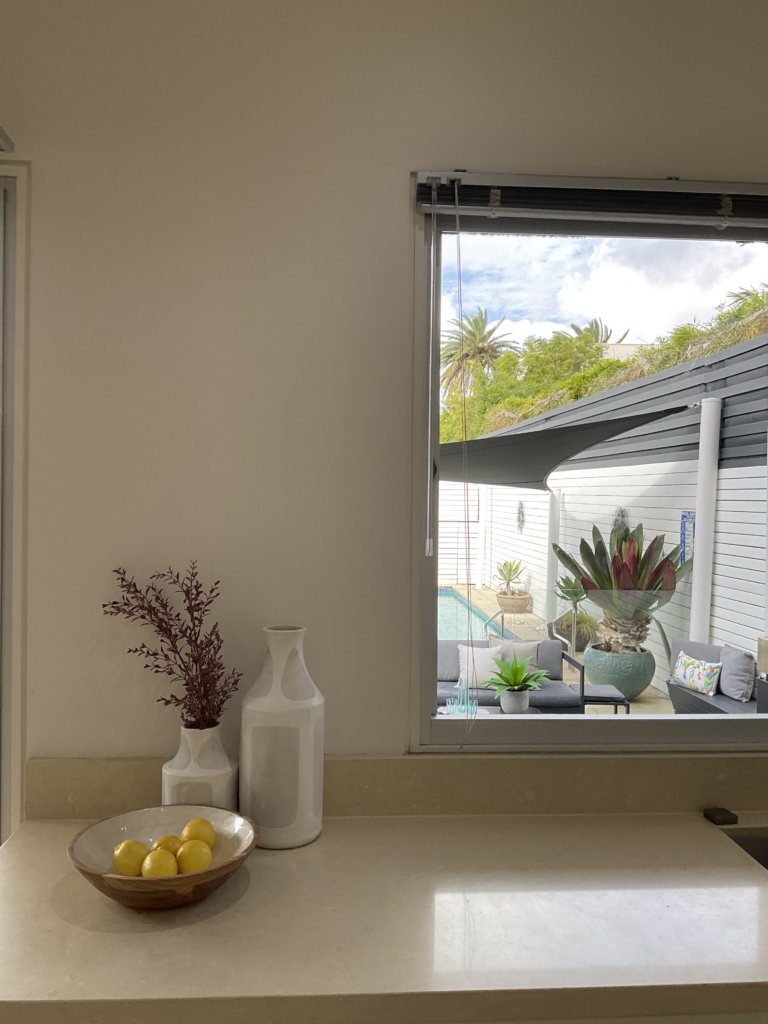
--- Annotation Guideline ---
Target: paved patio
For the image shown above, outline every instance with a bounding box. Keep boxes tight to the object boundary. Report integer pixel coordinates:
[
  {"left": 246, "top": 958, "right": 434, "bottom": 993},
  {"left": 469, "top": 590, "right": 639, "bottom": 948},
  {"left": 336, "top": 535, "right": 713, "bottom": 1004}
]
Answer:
[{"left": 449, "top": 585, "right": 675, "bottom": 715}]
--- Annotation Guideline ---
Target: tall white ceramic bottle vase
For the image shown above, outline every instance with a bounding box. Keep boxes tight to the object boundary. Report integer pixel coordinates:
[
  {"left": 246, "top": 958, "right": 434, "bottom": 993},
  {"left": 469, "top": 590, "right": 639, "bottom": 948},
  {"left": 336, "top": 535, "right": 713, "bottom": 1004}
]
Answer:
[
  {"left": 162, "top": 724, "right": 238, "bottom": 810},
  {"left": 240, "top": 626, "right": 324, "bottom": 849}
]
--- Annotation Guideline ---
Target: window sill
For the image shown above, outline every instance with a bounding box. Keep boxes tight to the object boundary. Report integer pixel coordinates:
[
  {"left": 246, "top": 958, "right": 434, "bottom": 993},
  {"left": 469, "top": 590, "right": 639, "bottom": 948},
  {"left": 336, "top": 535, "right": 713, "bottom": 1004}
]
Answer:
[{"left": 427, "top": 712, "right": 768, "bottom": 752}]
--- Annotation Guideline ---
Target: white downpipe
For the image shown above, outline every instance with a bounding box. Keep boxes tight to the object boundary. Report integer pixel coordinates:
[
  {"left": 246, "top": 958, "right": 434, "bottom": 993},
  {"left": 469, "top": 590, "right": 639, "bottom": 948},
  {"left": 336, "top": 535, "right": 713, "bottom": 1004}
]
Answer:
[
  {"left": 689, "top": 397, "right": 722, "bottom": 643},
  {"left": 545, "top": 488, "right": 562, "bottom": 625},
  {"left": 475, "top": 485, "right": 488, "bottom": 588}
]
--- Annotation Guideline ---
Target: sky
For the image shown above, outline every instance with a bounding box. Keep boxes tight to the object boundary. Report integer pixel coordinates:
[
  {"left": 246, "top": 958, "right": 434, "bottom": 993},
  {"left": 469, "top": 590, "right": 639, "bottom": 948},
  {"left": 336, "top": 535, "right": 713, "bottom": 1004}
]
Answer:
[{"left": 440, "top": 233, "right": 768, "bottom": 346}]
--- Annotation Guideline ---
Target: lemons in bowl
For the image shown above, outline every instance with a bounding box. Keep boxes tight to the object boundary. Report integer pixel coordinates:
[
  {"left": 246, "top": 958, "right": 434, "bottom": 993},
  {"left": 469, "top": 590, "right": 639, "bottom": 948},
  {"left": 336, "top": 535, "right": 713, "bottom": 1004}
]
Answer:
[
  {"left": 181, "top": 817, "right": 216, "bottom": 848},
  {"left": 112, "top": 817, "right": 216, "bottom": 877},
  {"left": 141, "top": 849, "right": 179, "bottom": 877},
  {"left": 112, "top": 839, "right": 150, "bottom": 877},
  {"left": 177, "top": 839, "right": 212, "bottom": 873},
  {"left": 151, "top": 834, "right": 184, "bottom": 856}
]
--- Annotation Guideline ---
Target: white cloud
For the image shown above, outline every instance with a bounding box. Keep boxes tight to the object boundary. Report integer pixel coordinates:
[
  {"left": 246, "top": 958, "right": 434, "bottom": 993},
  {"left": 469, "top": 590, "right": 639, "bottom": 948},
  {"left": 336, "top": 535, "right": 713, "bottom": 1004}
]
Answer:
[
  {"left": 557, "top": 238, "right": 768, "bottom": 343},
  {"left": 441, "top": 233, "right": 768, "bottom": 345},
  {"left": 503, "top": 319, "right": 568, "bottom": 344}
]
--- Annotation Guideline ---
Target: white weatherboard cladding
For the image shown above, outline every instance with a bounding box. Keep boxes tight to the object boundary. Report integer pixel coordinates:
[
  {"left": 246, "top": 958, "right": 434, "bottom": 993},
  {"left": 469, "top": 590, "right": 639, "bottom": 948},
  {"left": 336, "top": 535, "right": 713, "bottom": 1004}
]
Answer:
[
  {"left": 437, "top": 482, "right": 479, "bottom": 585},
  {"left": 710, "top": 465, "right": 766, "bottom": 653}
]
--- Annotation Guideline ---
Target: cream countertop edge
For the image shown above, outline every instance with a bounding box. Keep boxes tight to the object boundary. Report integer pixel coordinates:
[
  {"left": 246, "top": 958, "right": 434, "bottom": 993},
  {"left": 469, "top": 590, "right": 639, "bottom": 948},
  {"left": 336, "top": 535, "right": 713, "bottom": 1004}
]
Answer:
[{"left": 2, "top": 814, "right": 768, "bottom": 1024}]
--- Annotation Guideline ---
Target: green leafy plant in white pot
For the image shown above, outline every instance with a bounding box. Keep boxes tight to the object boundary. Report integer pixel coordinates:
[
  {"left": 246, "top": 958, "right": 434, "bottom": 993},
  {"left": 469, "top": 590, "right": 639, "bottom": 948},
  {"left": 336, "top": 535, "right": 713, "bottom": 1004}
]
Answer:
[
  {"left": 480, "top": 654, "right": 548, "bottom": 714},
  {"left": 493, "top": 560, "right": 531, "bottom": 614}
]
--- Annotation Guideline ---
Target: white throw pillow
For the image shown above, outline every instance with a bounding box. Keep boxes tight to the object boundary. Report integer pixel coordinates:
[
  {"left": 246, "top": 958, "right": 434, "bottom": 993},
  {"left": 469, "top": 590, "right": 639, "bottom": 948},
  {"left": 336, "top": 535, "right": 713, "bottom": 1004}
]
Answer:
[
  {"left": 457, "top": 644, "right": 503, "bottom": 689},
  {"left": 490, "top": 639, "right": 540, "bottom": 667}
]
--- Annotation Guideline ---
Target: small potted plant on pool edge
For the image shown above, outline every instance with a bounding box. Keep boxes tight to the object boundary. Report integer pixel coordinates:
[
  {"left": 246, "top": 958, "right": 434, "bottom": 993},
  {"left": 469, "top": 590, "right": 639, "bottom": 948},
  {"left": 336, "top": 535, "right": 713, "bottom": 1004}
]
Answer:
[
  {"left": 480, "top": 654, "right": 549, "bottom": 714},
  {"left": 494, "top": 559, "right": 531, "bottom": 615}
]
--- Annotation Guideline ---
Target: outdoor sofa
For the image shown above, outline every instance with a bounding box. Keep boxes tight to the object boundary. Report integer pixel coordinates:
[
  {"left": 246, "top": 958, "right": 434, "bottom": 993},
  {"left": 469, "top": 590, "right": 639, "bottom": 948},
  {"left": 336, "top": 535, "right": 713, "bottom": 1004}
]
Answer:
[
  {"left": 667, "top": 638, "right": 768, "bottom": 714},
  {"left": 436, "top": 638, "right": 595, "bottom": 714}
]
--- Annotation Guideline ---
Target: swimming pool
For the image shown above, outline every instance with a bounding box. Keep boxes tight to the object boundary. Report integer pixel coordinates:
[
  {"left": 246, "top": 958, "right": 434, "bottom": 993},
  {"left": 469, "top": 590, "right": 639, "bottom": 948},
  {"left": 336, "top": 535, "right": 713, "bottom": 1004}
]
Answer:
[{"left": 437, "top": 588, "right": 515, "bottom": 640}]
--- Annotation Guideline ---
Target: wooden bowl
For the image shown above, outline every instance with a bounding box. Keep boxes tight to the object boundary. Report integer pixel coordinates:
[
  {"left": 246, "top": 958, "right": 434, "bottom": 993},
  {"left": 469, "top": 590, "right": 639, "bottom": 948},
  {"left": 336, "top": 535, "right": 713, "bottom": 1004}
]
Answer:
[{"left": 68, "top": 804, "right": 258, "bottom": 910}]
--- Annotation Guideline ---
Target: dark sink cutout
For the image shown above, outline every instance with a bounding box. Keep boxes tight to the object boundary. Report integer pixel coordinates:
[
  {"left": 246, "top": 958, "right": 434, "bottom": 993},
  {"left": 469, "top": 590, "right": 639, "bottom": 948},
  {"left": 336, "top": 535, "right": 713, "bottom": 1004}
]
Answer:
[{"left": 729, "top": 835, "right": 768, "bottom": 870}]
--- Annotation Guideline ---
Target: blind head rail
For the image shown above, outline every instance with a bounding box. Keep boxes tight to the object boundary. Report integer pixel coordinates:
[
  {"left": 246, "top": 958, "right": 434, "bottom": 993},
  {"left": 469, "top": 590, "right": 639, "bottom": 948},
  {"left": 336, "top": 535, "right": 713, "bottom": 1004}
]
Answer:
[{"left": 415, "top": 172, "right": 768, "bottom": 239}]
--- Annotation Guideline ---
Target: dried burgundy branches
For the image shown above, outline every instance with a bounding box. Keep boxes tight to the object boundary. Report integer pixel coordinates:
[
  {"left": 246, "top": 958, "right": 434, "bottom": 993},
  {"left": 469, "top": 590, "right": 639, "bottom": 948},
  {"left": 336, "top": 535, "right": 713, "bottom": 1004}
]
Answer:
[{"left": 103, "top": 562, "right": 241, "bottom": 729}]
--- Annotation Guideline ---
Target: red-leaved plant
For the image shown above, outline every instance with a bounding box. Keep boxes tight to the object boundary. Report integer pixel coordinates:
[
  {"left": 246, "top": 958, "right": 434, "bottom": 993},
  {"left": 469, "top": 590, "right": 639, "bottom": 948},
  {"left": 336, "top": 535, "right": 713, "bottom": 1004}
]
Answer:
[{"left": 103, "top": 562, "right": 241, "bottom": 729}]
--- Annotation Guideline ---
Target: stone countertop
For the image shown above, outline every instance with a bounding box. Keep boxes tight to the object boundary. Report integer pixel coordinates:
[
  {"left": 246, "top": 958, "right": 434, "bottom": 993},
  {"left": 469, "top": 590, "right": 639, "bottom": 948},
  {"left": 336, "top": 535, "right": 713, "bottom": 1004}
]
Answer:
[{"left": 1, "top": 814, "right": 768, "bottom": 1023}]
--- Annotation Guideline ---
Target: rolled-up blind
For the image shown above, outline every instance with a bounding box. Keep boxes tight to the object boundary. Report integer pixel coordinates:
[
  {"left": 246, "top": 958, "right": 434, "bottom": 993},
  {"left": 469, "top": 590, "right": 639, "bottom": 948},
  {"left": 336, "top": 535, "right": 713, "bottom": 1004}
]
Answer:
[{"left": 416, "top": 172, "right": 768, "bottom": 240}]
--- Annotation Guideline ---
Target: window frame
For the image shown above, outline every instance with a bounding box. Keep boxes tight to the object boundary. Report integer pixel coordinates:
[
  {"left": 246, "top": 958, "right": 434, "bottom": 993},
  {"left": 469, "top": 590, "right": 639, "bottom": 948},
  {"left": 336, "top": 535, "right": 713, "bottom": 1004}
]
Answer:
[
  {"left": 409, "top": 171, "right": 768, "bottom": 753},
  {"left": 0, "top": 166, "right": 29, "bottom": 840}
]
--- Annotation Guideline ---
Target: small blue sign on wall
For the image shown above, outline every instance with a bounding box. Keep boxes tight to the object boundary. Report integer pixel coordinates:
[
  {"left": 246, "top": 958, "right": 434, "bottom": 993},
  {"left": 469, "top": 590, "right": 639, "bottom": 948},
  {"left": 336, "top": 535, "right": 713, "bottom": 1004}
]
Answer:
[{"left": 680, "top": 511, "right": 695, "bottom": 563}]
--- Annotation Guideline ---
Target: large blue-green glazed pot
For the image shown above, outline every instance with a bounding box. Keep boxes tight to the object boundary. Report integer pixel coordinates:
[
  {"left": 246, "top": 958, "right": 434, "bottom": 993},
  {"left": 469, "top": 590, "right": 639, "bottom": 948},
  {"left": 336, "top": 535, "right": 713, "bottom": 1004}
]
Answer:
[{"left": 583, "top": 644, "right": 656, "bottom": 701}]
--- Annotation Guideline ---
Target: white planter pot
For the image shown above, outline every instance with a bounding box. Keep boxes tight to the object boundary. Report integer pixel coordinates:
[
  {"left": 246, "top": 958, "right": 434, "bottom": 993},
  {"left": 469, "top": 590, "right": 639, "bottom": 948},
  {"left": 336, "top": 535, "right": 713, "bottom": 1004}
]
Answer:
[
  {"left": 497, "top": 593, "right": 532, "bottom": 614},
  {"left": 162, "top": 724, "right": 238, "bottom": 810},
  {"left": 240, "top": 626, "right": 324, "bottom": 849},
  {"left": 500, "top": 690, "right": 530, "bottom": 714}
]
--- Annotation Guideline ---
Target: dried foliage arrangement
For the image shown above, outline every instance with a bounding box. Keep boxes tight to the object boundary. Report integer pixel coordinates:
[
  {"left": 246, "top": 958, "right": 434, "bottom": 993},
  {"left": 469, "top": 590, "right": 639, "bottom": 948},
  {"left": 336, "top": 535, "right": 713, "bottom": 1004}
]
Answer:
[{"left": 103, "top": 562, "right": 241, "bottom": 729}]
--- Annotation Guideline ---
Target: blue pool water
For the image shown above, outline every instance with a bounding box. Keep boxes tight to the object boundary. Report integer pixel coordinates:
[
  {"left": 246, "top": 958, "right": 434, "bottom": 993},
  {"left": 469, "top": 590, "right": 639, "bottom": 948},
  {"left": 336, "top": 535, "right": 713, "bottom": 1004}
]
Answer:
[{"left": 437, "top": 588, "right": 515, "bottom": 640}]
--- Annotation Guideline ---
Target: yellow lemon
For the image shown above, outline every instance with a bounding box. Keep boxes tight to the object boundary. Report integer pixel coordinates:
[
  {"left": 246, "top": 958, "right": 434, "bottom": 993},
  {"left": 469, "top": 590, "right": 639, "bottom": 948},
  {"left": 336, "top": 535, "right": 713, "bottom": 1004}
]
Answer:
[
  {"left": 180, "top": 817, "right": 215, "bottom": 849},
  {"left": 176, "top": 839, "right": 213, "bottom": 874},
  {"left": 112, "top": 839, "right": 149, "bottom": 877},
  {"left": 151, "top": 834, "right": 183, "bottom": 856},
  {"left": 141, "top": 848, "right": 179, "bottom": 877}
]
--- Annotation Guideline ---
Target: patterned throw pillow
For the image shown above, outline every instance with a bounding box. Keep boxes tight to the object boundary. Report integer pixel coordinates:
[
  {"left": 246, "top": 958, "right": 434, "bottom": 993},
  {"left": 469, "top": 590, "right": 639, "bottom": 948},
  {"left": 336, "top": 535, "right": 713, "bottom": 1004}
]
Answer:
[
  {"left": 673, "top": 652, "right": 696, "bottom": 684},
  {"left": 672, "top": 651, "right": 722, "bottom": 695}
]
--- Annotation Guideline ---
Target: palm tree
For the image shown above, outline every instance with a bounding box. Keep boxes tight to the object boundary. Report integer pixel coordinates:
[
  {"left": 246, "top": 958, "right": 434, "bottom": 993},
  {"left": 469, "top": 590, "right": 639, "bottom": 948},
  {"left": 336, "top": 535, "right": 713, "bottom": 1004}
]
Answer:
[
  {"left": 440, "top": 307, "right": 514, "bottom": 393},
  {"left": 564, "top": 318, "right": 629, "bottom": 346}
]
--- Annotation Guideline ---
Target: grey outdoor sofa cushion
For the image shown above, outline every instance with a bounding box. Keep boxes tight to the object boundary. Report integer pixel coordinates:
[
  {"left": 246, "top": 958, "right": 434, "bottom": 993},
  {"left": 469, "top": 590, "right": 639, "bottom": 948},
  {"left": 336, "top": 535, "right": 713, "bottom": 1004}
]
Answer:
[
  {"left": 719, "top": 644, "right": 756, "bottom": 701},
  {"left": 437, "top": 638, "right": 564, "bottom": 682},
  {"left": 436, "top": 637, "right": 579, "bottom": 712},
  {"left": 669, "top": 638, "right": 723, "bottom": 668},
  {"left": 436, "top": 678, "right": 581, "bottom": 709},
  {"left": 437, "top": 638, "right": 489, "bottom": 681},
  {"left": 667, "top": 637, "right": 760, "bottom": 714},
  {"left": 668, "top": 638, "right": 755, "bottom": 700}
]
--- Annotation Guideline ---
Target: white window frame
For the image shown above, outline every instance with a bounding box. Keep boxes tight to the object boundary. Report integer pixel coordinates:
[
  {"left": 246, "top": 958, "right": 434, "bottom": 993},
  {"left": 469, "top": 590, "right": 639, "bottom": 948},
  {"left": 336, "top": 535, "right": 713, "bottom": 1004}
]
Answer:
[
  {"left": 409, "top": 171, "right": 768, "bottom": 753},
  {"left": 0, "top": 164, "right": 29, "bottom": 841}
]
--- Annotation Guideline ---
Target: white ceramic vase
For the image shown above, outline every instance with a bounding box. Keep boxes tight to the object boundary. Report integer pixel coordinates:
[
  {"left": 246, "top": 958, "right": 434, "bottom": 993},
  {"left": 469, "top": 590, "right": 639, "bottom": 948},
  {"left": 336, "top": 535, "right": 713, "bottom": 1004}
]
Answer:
[
  {"left": 240, "top": 626, "right": 324, "bottom": 849},
  {"left": 162, "top": 724, "right": 238, "bottom": 810}
]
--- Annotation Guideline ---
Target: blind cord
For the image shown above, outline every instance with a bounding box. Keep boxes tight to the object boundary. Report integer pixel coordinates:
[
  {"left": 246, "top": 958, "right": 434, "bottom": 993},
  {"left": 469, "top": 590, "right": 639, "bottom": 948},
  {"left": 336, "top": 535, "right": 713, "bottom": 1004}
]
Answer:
[{"left": 454, "top": 178, "right": 478, "bottom": 747}]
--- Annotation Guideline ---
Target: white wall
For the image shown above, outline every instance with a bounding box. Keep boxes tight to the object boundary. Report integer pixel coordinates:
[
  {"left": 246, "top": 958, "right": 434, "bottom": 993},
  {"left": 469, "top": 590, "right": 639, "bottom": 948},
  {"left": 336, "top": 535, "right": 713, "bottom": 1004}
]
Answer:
[{"left": 1, "top": 0, "right": 768, "bottom": 759}]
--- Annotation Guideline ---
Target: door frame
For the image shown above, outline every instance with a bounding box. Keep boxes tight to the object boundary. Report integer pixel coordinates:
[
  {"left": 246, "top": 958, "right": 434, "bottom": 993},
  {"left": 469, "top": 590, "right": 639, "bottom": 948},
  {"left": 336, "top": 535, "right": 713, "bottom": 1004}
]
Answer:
[{"left": 0, "top": 162, "right": 30, "bottom": 842}]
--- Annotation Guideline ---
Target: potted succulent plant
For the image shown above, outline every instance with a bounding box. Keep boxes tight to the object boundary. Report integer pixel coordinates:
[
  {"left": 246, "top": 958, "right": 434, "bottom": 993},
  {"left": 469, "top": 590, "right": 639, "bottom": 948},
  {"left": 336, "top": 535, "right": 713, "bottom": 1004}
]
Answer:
[
  {"left": 103, "top": 562, "right": 242, "bottom": 809},
  {"left": 494, "top": 559, "right": 531, "bottom": 614},
  {"left": 553, "top": 575, "right": 599, "bottom": 654},
  {"left": 552, "top": 523, "right": 693, "bottom": 701},
  {"left": 479, "top": 654, "right": 549, "bottom": 714}
]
